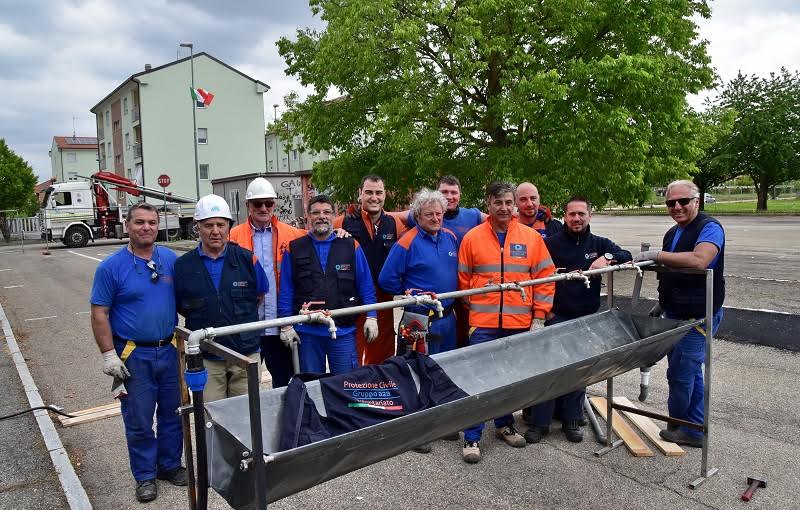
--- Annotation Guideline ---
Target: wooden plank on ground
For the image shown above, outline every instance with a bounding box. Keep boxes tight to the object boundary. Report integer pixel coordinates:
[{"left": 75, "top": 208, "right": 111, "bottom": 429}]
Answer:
[
  {"left": 589, "top": 396, "right": 654, "bottom": 457},
  {"left": 58, "top": 402, "right": 121, "bottom": 427},
  {"left": 613, "top": 397, "right": 685, "bottom": 457}
]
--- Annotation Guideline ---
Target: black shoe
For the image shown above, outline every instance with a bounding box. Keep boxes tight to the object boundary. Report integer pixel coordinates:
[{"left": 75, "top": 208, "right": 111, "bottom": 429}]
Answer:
[
  {"left": 524, "top": 425, "right": 550, "bottom": 444},
  {"left": 667, "top": 422, "right": 680, "bottom": 431},
  {"left": 412, "top": 443, "right": 432, "bottom": 454},
  {"left": 562, "top": 420, "right": 583, "bottom": 443},
  {"left": 659, "top": 428, "right": 702, "bottom": 448},
  {"left": 157, "top": 467, "right": 188, "bottom": 486},
  {"left": 441, "top": 432, "right": 460, "bottom": 441},
  {"left": 135, "top": 479, "right": 157, "bottom": 502}
]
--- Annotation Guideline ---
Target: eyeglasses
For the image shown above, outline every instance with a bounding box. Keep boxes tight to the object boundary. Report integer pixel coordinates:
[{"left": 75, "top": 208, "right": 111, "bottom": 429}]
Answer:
[
  {"left": 665, "top": 197, "right": 697, "bottom": 208},
  {"left": 146, "top": 259, "right": 160, "bottom": 283},
  {"left": 250, "top": 200, "right": 275, "bottom": 209}
]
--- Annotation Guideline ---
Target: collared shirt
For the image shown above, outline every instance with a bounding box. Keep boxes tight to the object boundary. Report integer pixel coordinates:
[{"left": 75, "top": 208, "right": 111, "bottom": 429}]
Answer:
[
  {"left": 197, "top": 243, "right": 268, "bottom": 294},
  {"left": 252, "top": 222, "right": 279, "bottom": 336}
]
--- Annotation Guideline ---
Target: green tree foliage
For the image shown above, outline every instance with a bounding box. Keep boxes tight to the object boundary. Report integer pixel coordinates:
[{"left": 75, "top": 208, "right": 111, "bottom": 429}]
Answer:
[
  {"left": 0, "top": 139, "right": 39, "bottom": 241},
  {"left": 278, "top": 0, "right": 714, "bottom": 209},
  {"left": 689, "top": 105, "right": 736, "bottom": 209},
  {"left": 713, "top": 68, "right": 800, "bottom": 211}
]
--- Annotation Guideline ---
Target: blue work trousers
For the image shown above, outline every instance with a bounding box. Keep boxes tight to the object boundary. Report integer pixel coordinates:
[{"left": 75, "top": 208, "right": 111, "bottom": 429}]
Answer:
[
  {"left": 463, "top": 327, "right": 526, "bottom": 442},
  {"left": 298, "top": 330, "right": 358, "bottom": 375},
  {"left": 667, "top": 311, "right": 722, "bottom": 439},
  {"left": 396, "top": 313, "right": 457, "bottom": 356},
  {"left": 261, "top": 334, "right": 293, "bottom": 388},
  {"left": 116, "top": 343, "right": 183, "bottom": 482}
]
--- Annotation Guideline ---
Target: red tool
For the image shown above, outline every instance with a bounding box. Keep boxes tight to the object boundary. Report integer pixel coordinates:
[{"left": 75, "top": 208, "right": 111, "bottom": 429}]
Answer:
[
  {"left": 741, "top": 475, "right": 767, "bottom": 502},
  {"left": 398, "top": 319, "right": 427, "bottom": 354}
]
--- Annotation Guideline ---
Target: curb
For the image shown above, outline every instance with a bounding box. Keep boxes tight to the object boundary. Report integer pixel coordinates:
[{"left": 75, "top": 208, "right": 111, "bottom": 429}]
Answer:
[{"left": 0, "top": 303, "right": 92, "bottom": 510}]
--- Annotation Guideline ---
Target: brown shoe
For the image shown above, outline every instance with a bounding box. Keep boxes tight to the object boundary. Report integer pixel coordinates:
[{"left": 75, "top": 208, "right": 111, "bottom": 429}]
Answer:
[{"left": 495, "top": 425, "right": 526, "bottom": 448}]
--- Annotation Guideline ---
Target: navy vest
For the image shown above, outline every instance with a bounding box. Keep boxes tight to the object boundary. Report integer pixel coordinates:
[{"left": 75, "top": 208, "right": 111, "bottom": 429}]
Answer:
[
  {"left": 174, "top": 243, "right": 261, "bottom": 354},
  {"left": 658, "top": 213, "right": 725, "bottom": 319},
  {"left": 289, "top": 236, "right": 360, "bottom": 327},
  {"left": 342, "top": 212, "right": 397, "bottom": 284},
  {"left": 279, "top": 352, "right": 468, "bottom": 451}
]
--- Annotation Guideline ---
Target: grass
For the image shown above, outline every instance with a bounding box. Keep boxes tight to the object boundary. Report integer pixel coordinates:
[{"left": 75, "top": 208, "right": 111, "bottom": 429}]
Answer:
[{"left": 602, "top": 198, "right": 800, "bottom": 216}]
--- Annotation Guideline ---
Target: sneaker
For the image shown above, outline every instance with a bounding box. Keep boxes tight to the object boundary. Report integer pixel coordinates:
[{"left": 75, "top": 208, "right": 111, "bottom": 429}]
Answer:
[
  {"left": 462, "top": 440, "right": 481, "bottom": 463},
  {"left": 524, "top": 425, "right": 550, "bottom": 444},
  {"left": 157, "top": 466, "right": 188, "bottom": 486},
  {"left": 412, "top": 443, "right": 432, "bottom": 454},
  {"left": 562, "top": 420, "right": 584, "bottom": 443},
  {"left": 659, "top": 428, "right": 702, "bottom": 448},
  {"left": 495, "top": 425, "right": 526, "bottom": 448},
  {"left": 135, "top": 479, "right": 157, "bottom": 502},
  {"left": 441, "top": 432, "right": 460, "bottom": 441}
]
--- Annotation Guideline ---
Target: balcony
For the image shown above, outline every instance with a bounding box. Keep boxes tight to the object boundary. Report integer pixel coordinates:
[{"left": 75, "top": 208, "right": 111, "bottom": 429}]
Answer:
[
  {"left": 98, "top": 157, "right": 107, "bottom": 170},
  {"left": 133, "top": 143, "right": 142, "bottom": 159},
  {"left": 97, "top": 128, "right": 105, "bottom": 140},
  {"left": 132, "top": 107, "right": 140, "bottom": 123}
]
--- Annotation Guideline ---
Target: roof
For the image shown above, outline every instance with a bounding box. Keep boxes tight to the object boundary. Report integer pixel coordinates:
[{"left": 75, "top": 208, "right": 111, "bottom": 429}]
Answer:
[
  {"left": 90, "top": 52, "right": 270, "bottom": 113},
  {"left": 53, "top": 136, "right": 98, "bottom": 150}
]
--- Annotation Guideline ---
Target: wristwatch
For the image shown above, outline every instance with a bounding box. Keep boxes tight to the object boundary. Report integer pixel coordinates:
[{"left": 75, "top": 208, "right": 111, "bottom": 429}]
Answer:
[{"left": 603, "top": 253, "right": 614, "bottom": 261}]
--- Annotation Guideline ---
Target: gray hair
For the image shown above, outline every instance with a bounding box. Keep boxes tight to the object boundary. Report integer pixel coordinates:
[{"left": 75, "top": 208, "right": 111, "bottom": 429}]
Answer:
[
  {"left": 410, "top": 188, "right": 447, "bottom": 222},
  {"left": 666, "top": 179, "right": 699, "bottom": 197}
]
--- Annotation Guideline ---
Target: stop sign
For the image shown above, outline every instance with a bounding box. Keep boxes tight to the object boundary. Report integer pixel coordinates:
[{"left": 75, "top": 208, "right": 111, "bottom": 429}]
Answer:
[{"left": 157, "top": 174, "right": 171, "bottom": 187}]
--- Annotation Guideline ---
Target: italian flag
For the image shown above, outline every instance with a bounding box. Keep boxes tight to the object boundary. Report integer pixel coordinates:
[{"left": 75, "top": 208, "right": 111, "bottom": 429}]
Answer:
[{"left": 190, "top": 87, "right": 215, "bottom": 106}]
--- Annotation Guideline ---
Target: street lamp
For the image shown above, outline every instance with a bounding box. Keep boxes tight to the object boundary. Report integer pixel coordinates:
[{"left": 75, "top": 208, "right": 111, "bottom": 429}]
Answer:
[{"left": 180, "top": 41, "right": 201, "bottom": 200}]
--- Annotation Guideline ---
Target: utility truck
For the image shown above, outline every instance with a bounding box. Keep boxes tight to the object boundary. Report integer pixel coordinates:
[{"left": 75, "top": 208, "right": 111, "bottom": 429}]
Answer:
[{"left": 40, "top": 171, "right": 196, "bottom": 248}]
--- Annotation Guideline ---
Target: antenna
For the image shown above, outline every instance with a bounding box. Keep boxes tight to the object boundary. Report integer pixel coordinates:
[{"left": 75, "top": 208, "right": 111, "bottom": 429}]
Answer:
[{"left": 72, "top": 116, "right": 77, "bottom": 139}]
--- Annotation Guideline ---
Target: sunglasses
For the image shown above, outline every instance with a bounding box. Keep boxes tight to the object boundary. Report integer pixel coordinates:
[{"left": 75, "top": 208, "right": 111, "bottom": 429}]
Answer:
[
  {"left": 146, "top": 259, "right": 160, "bottom": 283},
  {"left": 665, "top": 197, "right": 696, "bottom": 208},
  {"left": 251, "top": 200, "right": 275, "bottom": 209}
]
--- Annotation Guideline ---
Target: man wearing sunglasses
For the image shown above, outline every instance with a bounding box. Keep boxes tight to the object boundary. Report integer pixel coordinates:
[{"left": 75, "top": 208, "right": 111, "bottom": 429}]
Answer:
[
  {"left": 90, "top": 202, "right": 185, "bottom": 502},
  {"left": 635, "top": 179, "right": 725, "bottom": 448}
]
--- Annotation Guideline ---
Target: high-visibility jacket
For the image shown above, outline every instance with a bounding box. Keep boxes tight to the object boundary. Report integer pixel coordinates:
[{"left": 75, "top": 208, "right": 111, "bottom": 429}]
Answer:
[
  {"left": 229, "top": 215, "right": 305, "bottom": 290},
  {"left": 458, "top": 218, "right": 555, "bottom": 329}
]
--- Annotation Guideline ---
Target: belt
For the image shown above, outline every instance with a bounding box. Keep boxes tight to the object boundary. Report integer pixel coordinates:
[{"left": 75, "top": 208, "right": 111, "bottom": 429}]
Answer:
[{"left": 113, "top": 334, "right": 174, "bottom": 347}]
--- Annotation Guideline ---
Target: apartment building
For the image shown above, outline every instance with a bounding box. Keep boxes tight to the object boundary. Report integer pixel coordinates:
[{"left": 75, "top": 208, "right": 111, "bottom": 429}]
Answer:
[
  {"left": 264, "top": 129, "right": 329, "bottom": 174},
  {"left": 90, "top": 52, "right": 269, "bottom": 202},
  {"left": 48, "top": 136, "right": 99, "bottom": 182}
]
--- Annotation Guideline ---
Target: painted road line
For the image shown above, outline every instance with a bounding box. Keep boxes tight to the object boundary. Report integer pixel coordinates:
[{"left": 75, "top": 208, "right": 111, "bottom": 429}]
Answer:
[
  {"left": 0, "top": 268, "right": 12, "bottom": 272},
  {"left": 75, "top": 311, "right": 91, "bottom": 315},
  {"left": 1, "top": 303, "right": 92, "bottom": 510},
  {"left": 3, "top": 285, "right": 23, "bottom": 289},
  {"left": 25, "top": 316, "right": 58, "bottom": 322},
  {"left": 67, "top": 250, "right": 102, "bottom": 262}
]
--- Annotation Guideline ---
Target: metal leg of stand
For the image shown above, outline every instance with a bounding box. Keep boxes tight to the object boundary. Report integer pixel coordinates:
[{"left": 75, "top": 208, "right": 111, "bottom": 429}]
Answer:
[
  {"left": 606, "top": 272, "right": 614, "bottom": 310},
  {"left": 192, "top": 389, "right": 208, "bottom": 510},
  {"left": 248, "top": 362, "right": 268, "bottom": 509},
  {"left": 689, "top": 269, "right": 719, "bottom": 489},
  {"left": 594, "top": 377, "right": 624, "bottom": 456}
]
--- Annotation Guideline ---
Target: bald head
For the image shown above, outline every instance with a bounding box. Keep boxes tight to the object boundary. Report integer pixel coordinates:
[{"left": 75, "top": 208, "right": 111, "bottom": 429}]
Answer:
[{"left": 515, "top": 182, "right": 541, "bottom": 224}]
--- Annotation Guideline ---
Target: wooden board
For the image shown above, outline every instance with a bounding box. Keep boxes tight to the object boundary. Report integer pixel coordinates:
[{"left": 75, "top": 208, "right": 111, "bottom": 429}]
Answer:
[
  {"left": 613, "top": 397, "right": 685, "bottom": 457},
  {"left": 589, "top": 396, "right": 654, "bottom": 457},
  {"left": 58, "top": 402, "right": 121, "bottom": 427}
]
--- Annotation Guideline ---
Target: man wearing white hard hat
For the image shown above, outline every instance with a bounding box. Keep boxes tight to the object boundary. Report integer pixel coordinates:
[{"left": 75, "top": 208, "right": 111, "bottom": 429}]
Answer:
[{"left": 174, "top": 194, "right": 269, "bottom": 401}]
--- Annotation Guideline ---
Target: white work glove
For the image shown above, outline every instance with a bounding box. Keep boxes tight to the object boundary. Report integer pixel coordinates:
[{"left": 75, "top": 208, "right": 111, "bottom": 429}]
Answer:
[
  {"left": 364, "top": 317, "right": 379, "bottom": 343},
  {"left": 101, "top": 350, "right": 130, "bottom": 380},
  {"left": 280, "top": 326, "right": 301, "bottom": 347},
  {"left": 634, "top": 250, "right": 661, "bottom": 263},
  {"left": 530, "top": 318, "right": 546, "bottom": 331}
]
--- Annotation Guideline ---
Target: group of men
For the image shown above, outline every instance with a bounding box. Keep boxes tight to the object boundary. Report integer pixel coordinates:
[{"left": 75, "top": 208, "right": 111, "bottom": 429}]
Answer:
[{"left": 90, "top": 173, "right": 724, "bottom": 500}]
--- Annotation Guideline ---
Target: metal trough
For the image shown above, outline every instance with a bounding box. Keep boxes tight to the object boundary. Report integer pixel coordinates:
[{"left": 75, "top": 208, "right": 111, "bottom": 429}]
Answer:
[{"left": 203, "top": 310, "right": 697, "bottom": 509}]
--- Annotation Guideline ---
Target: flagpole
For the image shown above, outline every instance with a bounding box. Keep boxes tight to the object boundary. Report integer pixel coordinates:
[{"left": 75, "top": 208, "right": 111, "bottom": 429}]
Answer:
[{"left": 181, "top": 42, "right": 201, "bottom": 200}]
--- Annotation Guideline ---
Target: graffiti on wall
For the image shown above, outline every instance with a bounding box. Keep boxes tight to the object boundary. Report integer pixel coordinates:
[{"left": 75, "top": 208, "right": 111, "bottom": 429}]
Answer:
[{"left": 274, "top": 177, "right": 303, "bottom": 226}]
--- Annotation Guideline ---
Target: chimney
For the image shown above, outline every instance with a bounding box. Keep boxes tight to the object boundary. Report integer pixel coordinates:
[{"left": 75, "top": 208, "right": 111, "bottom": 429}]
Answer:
[{"left": 144, "top": 64, "right": 152, "bottom": 71}]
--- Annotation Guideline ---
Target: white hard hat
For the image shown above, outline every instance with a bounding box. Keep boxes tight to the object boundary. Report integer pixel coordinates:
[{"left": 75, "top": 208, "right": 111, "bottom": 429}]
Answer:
[
  {"left": 194, "top": 194, "right": 232, "bottom": 221},
  {"left": 246, "top": 177, "right": 277, "bottom": 200}
]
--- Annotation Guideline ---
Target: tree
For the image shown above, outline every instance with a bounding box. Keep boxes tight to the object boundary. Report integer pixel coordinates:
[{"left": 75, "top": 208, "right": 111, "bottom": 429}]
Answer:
[
  {"left": 689, "top": 105, "right": 736, "bottom": 210},
  {"left": 277, "top": 0, "right": 714, "bottom": 209},
  {"left": 713, "top": 69, "right": 800, "bottom": 211},
  {"left": 0, "top": 139, "right": 38, "bottom": 242}
]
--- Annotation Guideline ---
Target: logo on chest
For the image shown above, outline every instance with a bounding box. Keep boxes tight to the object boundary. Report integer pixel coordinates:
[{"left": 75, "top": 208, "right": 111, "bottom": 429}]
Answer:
[
  {"left": 510, "top": 243, "right": 527, "bottom": 258},
  {"left": 381, "top": 233, "right": 395, "bottom": 241},
  {"left": 232, "top": 281, "right": 249, "bottom": 287},
  {"left": 335, "top": 264, "right": 352, "bottom": 272},
  {"left": 585, "top": 252, "right": 598, "bottom": 260}
]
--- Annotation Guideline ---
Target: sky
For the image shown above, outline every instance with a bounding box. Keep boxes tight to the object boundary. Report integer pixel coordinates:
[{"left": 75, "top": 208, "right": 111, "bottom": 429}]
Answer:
[{"left": 1, "top": 0, "right": 798, "bottom": 181}]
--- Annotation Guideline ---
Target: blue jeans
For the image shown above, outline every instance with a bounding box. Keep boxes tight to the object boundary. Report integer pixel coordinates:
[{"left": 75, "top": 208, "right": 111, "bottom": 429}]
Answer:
[
  {"left": 463, "top": 327, "right": 526, "bottom": 442},
  {"left": 116, "top": 342, "right": 183, "bottom": 482},
  {"left": 298, "top": 330, "right": 358, "bottom": 375},
  {"left": 667, "top": 310, "right": 723, "bottom": 439}
]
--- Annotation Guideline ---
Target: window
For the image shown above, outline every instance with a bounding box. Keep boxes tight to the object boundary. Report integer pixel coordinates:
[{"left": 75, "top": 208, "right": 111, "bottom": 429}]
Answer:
[
  {"left": 67, "top": 172, "right": 78, "bottom": 181},
  {"left": 65, "top": 152, "right": 77, "bottom": 163},
  {"left": 199, "top": 164, "right": 209, "bottom": 180},
  {"left": 113, "top": 119, "right": 121, "bottom": 132},
  {"left": 126, "top": 168, "right": 132, "bottom": 180},
  {"left": 197, "top": 128, "right": 208, "bottom": 144},
  {"left": 115, "top": 154, "right": 122, "bottom": 165},
  {"left": 123, "top": 97, "right": 128, "bottom": 115},
  {"left": 292, "top": 149, "right": 298, "bottom": 160},
  {"left": 125, "top": 133, "right": 130, "bottom": 149},
  {"left": 53, "top": 192, "right": 72, "bottom": 206},
  {"left": 229, "top": 189, "right": 240, "bottom": 219},
  {"left": 105, "top": 111, "right": 110, "bottom": 126}
]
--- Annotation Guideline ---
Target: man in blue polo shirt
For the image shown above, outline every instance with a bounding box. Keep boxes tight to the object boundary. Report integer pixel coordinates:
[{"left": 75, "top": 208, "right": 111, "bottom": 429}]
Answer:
[
  {"left": 90, "top": 202, "right": 185, "bottom": 503},
  {"left": 174, "top": 194, "right": 268, "bottom": 402},
  {"left": 636, "top": 179, "right": 725, "bottom": 448}
]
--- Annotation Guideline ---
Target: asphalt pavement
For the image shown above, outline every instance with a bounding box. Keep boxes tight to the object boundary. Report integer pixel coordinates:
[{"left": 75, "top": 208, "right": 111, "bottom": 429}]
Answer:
[{"left": 0, "top": 215, "right": 798, "bottom": 509}]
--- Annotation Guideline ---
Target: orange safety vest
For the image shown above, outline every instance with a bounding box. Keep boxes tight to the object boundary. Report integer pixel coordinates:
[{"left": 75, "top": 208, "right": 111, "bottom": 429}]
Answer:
[
  {"left": 457, "top": 218, "right": 555, "bottom": 329},
  {"left": 229, "top": 215, "right": 306, "bottom": 290}
]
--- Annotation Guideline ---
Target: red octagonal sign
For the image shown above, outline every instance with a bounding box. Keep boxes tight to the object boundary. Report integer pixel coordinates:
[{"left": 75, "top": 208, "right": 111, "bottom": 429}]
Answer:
[{"left": 157, "top": 174, "right": 171, "bottom": 187}]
